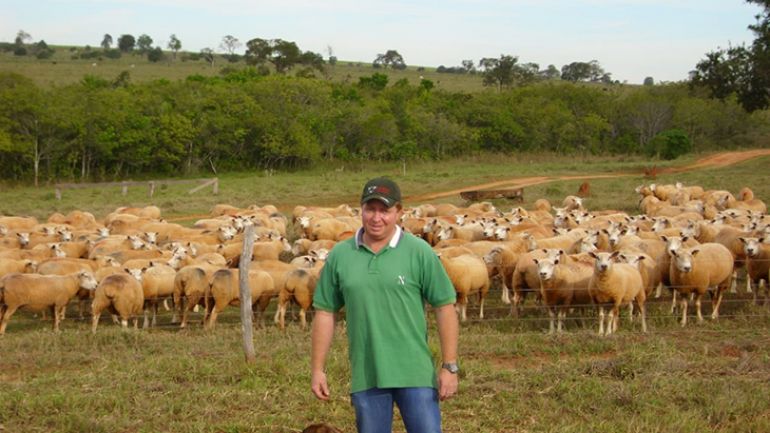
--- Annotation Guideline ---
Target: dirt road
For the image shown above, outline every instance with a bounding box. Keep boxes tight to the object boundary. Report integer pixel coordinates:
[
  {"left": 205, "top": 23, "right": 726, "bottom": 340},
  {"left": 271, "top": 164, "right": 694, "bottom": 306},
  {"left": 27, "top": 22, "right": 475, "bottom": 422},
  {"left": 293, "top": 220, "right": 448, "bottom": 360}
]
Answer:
[{"left": 405, "top": 149, "right": 770, "bottom": 202}]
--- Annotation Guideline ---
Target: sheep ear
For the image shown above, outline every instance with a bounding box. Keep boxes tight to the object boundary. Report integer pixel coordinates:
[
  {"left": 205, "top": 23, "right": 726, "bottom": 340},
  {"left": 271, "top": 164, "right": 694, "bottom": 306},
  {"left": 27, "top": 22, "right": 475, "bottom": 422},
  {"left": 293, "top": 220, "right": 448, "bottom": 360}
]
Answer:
[
  {"left": 533, "top": 258, "right": 539, "bottom": 265},
  {"left": 638, "top": 256, "right": 646, "bottom": 262},
  {"left": 661, "top": 235, "right": 669, "bottom": 242},
  {"left": 141, "top": 267, "right": 148, "bottom": 272},
  {"left": 588, "top": 251, "right": 598, "bottom": 259},
  {"left": 691, "top": 249, "right": 700, "bottom": 256},
  {"left": 739, "top": 237, "right": 748, "bottom": 244},
  {"left": 610, "top": 251, "right": 620, "bottom": 259}
]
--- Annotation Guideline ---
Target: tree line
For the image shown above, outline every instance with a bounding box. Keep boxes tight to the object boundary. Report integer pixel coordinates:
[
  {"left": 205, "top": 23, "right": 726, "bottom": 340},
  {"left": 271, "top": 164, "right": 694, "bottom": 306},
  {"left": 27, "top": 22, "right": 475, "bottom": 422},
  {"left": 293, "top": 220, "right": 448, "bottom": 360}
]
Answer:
[{"left": 0, "top": 68, "right": 763, "bottom": 186}]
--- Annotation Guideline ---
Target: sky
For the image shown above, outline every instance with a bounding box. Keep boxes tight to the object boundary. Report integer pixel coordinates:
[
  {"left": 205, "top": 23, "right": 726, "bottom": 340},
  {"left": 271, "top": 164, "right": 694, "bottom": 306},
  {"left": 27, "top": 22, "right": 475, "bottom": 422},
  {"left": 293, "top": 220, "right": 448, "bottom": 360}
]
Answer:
[{"left": 1, "top": 0, "right": 763, "bottom": 84}]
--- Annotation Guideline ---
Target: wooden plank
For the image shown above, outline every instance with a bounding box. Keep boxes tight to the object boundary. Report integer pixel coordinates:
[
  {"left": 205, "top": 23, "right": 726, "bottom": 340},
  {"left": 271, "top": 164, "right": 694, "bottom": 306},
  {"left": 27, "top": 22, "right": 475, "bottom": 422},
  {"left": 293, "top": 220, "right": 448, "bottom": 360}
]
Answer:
[{"left": 238, "top": 225, "right": 257, "bottom": 364}]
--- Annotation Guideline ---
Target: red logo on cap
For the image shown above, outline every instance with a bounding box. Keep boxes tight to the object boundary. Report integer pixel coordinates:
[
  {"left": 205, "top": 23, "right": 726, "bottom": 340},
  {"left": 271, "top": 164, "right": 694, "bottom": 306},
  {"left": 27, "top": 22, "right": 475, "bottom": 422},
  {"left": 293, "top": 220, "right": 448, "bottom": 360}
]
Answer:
[{"left": 374, "top": 186, "right": 391, "bottom": 194}]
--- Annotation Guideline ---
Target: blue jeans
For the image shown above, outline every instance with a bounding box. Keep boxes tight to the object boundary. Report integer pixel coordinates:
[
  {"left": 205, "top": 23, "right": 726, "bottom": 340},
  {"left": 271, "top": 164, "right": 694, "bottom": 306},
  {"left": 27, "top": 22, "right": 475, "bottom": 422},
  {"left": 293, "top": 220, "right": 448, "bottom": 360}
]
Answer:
[{"left": 350, "top": 387, "right": 442, "bottom": 433}]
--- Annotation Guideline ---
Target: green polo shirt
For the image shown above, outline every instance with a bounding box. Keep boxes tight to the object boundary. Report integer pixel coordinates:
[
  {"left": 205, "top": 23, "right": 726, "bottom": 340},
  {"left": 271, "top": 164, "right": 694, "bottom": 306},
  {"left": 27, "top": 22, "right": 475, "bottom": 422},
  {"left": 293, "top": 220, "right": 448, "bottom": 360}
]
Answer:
[{"left": 313, "top": 225, "right": 456, "bottom": 393}]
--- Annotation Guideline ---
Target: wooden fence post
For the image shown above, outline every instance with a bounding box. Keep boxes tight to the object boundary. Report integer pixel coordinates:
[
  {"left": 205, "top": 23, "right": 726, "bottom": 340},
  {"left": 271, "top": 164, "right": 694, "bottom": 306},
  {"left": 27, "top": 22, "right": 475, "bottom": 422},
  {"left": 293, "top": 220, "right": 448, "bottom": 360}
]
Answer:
[
  {"left": 212, "top": 178, "right": 219, "bottom": 195},
  {"left": 55, "top": 187, "right": 62, "bottom": 201},
  {"left": 121, "top": 181, "right": 128, "bottom": 196},
  {"left": 238, "top": 225, "right": 257, "bottom": 364},
  {"left": 148, "top": 181, "right": 155, "bottom": 198}
]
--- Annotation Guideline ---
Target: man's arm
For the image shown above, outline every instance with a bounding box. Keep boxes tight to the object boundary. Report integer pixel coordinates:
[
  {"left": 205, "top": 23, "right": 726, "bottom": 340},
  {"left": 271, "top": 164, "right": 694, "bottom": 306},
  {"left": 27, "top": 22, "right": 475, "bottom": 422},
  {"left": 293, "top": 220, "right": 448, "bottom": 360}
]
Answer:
[
  {"left": 434, "top": 303, "right": 459, "bottom": 401},
  {"left": 310, "top": 310, "right": 336, "bottom": 400}
]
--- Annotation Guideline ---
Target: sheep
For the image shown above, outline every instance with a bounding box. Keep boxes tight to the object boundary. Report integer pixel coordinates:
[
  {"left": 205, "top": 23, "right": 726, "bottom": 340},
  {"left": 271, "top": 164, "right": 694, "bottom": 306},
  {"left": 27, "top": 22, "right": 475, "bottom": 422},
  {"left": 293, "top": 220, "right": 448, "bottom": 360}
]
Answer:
[
  {"left": 533, "top": 251, "right": 594, "bottom": 333},
  {"left": 172, "top": 263, "right": 222, "bottom": 328},
  {"left": 0, "top": 258, "right": 38, "bottom": 277},
  {"left": 276, "top": 265, "right": 322, "bottom": 330},
  {"left": 739, "top": 237, "right": 770, "bottom": 305},
  {"left": 0, "top": 216, "right": 38, "bottom": 231},
  {"left": 436, "top": 223, "right": 485, "bottom": 243},
  {"left": 482, "top": 245, "right": 519, "bottom": 297},
  {"left": 0, "top": 271, "right": 98, "bottom": 334},
  {"left": 309, "top": 218, "right": 359, "bottom": 241},
  {"left": 291, "top": 238, "right": 336, "bottom": 257},
  {"left": 508, "top": 248, "right": 563, "bottom": 316},
  {"left": 438, "top": 253, "right": 490, "bottom": 322},
  {"left": 669, "top": 243, "right": 734, "bottom": 326},
  {"left": 205, "top": 268, "right": 274, "bottom": 328},
  {"left": 126, "top": 264, "right": 177, "bottom": 328},
  {"left": 587, "top": 251, "right": 647, "bottom": 335},
  {"left": 91, "top": 273, "right": 145, "bottom": 332}
]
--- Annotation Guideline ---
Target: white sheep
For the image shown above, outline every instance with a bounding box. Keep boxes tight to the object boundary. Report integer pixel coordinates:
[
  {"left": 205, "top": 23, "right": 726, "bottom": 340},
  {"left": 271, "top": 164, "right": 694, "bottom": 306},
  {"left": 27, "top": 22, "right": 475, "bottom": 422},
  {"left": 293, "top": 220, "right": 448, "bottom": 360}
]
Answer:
[
  {"left": 587, "top": 251, "right": 647, "bottom": 336},
  {"left": 739, "top": 237, "right": 770, "bottom": 305}
]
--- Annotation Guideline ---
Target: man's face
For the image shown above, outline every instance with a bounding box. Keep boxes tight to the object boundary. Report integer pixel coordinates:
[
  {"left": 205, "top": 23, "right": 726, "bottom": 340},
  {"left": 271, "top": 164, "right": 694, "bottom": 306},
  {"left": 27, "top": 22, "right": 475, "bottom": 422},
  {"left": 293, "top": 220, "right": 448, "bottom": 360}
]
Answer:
[{"left": 361, "top": 200, "right": 401, "bottom": 243}]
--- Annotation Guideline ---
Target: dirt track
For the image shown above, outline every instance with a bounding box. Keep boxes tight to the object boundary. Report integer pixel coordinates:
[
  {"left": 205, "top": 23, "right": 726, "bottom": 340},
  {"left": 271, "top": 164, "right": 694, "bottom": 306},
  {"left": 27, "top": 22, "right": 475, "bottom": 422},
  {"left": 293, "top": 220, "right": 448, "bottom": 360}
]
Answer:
[{"left": 405, "top": 149, "right": 770, "bottom": 202}]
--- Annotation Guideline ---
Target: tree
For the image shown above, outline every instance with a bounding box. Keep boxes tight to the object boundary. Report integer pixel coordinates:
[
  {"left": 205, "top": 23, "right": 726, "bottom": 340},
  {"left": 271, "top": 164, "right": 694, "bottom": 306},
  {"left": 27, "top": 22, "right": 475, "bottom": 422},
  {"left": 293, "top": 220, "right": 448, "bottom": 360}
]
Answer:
[
  {"left": 479, "top": 55, "right": 533, "bottom": 91},
  {"left": 101, "top": 34, "right": 113, "bottom": 50},
  {"left": 117, "top": 34, "right": 136, "bottom": 52},
  {"left": 147, "top": 47, "right": 164, "bottom": 63},
  {"left": 14, "top": 30, "right": 31, "bottom": 46},
  {"left": 245, "top": 38, "right": 324, "bottom": 74},
  {"left": 373, "top": 50, "right": 406, "bottom": 69},
  {"left": 220, "top": 35, "right": 241, "bottom": 62},
  {"left": 691, "top": 0, "right": 770, "bottom": 112},
  {"left": 540, "top": 64, "right": 561, "bottom": 80},
  {"left": 644, "top": 76, "right": 655, "bottom": 86},
  {"left": 201, "top": 48, "right": 215, "bottom": 67},
  {"left": 461, "top": 60, "right": 476, "bottom": 74},
  {"left": 646, "top": 129, "right": 692, "bottom": 160},
  {"left": 561, "top": 60, "right": 610, "bottom": 82},
  {"left": 167, "top": 34, "right": 182, "bottom": 60},
  {"left": 137, "top": 34, "right": 153, "bottom": 54}
]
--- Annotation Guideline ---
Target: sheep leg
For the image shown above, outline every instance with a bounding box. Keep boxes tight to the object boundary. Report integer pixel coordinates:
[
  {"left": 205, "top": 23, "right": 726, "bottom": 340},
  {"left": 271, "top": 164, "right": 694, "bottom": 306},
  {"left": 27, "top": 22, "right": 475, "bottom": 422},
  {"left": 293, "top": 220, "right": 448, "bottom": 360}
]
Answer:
[
  {"left": 638, "top": 301, "right": 647, "bottom": 333},
  {"left": 0, "top": 305, "right": 19, "bottom": 334},
  {"left": 91, "top": 312, "right": 101, "bottom": 333},
  {"left": 300, "top": 308, "right": 307, "bottom": 331},
  {"left": 557, "top": 308, "right": 566, "bottom": 334},
  {"left": 628, "top": 301, "right": 634, "bottom": 322},
  {"left": 143, "top": 308, "right": 150, "bottom": 329},
  {"left": 711, "top": 289, "right": 725, "bottom": 320},
  {"left": 277, "top": 302, "right": 287, "bottom": 330},
  {"left": 654, "top": 282, "right": 663, "bottom": 299},
  {"left": 461, "top": 302, "right": 468, "bottom": 322},
  {"left": 547, "top": 308, "right": 556, "bottom": 334},
  {"left": 120, "top": 318, "right": 128, "bottom": 329},
  {"left": 598, "top": 306, "right": 605, "bottom": 336},
  {"left": 501, "top": 284, "right": 511, "bottom": 304},
  {"left": 730, "top": 271, "right": 738, "bottom": 293},
  {"left": 695, "top": 294, "right": 704, "bottom": 323},
  {"left": 669, "top": 290, "right": 678, "bottom": 315},
  {"left": 54, "top": 305, "right": 66, "bottom": 333},
  {"left": 206, "top": 307, "right": 219, "bottom": 329},
  {"left": 479, "top": 296, "right": 485, "bottom": 320},
  {"left": 679, "top": 297, "right": 689, "bottom": 327},
  {"left": 152, "top": 302, "right": 158, "bottom": 327}
]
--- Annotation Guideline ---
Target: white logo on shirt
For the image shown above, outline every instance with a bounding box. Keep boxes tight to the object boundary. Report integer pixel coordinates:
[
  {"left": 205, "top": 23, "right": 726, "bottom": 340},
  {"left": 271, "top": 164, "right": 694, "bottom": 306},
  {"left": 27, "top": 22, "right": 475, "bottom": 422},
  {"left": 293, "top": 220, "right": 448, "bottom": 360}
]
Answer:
[{"left": 397, "top": 275, "right": 405, "bottom": 286}]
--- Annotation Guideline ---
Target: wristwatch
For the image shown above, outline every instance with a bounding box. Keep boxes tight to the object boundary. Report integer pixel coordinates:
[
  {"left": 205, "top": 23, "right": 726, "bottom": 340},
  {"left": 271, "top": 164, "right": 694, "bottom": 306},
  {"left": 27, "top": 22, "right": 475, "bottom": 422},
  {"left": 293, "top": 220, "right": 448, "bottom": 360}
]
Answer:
[{"left": 441, "top": 362, "right": 460, "bottom": 374}]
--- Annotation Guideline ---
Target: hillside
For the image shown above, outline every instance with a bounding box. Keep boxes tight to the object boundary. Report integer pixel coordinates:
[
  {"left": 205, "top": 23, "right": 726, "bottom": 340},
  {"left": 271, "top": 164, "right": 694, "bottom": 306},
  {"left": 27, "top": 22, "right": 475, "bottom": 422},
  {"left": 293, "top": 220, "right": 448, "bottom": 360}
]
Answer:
[{"left": 0, "top": 44, "right": 488, "bottom": 92}]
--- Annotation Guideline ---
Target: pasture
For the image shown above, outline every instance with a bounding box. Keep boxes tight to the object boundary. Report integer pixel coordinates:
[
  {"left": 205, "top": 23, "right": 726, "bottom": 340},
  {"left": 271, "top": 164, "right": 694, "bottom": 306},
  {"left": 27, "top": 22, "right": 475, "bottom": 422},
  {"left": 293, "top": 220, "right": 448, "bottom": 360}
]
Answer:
[{"left": 0, "top": 152, "right": 769, "bottom": 433}]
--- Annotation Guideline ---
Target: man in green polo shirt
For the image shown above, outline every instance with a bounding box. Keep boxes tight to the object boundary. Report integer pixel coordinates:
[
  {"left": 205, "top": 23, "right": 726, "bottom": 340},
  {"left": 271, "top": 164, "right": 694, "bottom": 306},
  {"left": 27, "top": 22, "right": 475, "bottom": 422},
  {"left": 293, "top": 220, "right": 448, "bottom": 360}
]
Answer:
[{"left": 310, "top": 177, "right": 460, "bottom": 433}]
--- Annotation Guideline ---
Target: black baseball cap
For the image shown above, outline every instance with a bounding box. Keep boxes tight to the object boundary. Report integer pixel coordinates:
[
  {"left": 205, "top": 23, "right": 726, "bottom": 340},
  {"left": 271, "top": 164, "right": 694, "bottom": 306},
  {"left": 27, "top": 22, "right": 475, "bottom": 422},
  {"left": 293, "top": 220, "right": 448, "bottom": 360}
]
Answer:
[{"left": 361, "top": 177, "right": 401, "bottom": 208}]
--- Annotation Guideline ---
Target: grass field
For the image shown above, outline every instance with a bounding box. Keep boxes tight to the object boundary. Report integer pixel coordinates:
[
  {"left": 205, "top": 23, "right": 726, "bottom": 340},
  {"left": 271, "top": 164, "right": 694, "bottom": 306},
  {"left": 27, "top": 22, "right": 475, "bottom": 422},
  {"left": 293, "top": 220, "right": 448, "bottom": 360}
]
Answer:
[
  {"left": 0, "top": 46, "right": 487, "bottom": 92},
  {"left": 1, "top": 153, "right": 769, "bottom": 432}
]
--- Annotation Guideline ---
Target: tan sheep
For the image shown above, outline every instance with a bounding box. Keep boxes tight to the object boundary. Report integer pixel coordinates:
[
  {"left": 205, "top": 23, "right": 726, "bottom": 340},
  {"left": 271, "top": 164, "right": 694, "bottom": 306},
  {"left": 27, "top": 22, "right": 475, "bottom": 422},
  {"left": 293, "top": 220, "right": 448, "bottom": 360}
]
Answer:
[
  {"left": 171, "top": 262, "right": 223, "bottom": 327},
  {"left": 276, "top": 264, "right": 322, "bottom": 330},
  {"left": 438, "top": 253, "right": 490, "bottom": 322},
  {"left": 508, "top": 248, "right": 563, "bottom": 316},
  {"left": 126, "top": 264, "right": 177, "bottom": 328},
  {"left": 0, "top": 271, "right": 98, "bottom": 334},
  {"left": 91, "top": 273, "right": 145, "bottom": 332},
  {"left": 587, "top": 251, "right": 647, "bottom": 335},
  {"left": 205, "top": 268, "right": 274, "bottom": 328},
  {"left": 669, "top": 243, "right": 734, "bottom": 326},
  {"left": 533, "top": 251, "right": 594, "bottom": 333}
]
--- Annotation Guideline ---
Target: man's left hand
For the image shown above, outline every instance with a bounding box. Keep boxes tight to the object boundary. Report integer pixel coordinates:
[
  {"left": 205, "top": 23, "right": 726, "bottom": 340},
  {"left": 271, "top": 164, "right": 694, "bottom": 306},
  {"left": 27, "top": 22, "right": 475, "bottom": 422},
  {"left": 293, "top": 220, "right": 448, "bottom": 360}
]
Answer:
[{"left": 438, "top": 368, "right": 458, "bottom": 401}]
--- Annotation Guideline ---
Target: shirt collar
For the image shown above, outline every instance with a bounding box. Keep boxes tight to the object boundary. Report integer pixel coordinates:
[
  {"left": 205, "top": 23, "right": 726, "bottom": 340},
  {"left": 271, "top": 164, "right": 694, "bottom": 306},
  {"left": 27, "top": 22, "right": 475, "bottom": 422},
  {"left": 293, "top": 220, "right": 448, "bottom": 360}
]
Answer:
[{"left": 355, "top": 224, "right": 403, "bottom": 250}]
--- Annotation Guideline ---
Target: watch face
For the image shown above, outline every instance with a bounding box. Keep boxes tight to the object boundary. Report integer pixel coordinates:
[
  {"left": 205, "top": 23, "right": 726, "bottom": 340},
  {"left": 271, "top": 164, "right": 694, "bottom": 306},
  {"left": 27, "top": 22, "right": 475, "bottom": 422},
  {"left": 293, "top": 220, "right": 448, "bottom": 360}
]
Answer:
[{"left": 443, "top": 363, "right": 459, "bottom": 374}]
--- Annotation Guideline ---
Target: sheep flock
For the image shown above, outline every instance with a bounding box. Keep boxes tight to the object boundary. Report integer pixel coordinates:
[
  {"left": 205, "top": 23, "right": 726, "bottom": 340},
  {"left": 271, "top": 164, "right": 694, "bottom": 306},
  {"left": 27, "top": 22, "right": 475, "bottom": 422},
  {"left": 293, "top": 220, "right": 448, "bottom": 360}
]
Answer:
[{"left": 0, "top": 182, "right": 768, "bottom": 335}]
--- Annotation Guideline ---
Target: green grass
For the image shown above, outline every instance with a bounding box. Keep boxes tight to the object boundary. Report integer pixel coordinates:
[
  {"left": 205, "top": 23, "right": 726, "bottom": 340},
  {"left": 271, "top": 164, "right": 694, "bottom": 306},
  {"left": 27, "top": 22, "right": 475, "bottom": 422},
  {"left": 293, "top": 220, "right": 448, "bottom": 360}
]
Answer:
[
  {"left": 1, "top": 152, "right": 769, "bottom": 432},
  {"left": 0, "top": 46, "right": 488, "bottom": 92}
]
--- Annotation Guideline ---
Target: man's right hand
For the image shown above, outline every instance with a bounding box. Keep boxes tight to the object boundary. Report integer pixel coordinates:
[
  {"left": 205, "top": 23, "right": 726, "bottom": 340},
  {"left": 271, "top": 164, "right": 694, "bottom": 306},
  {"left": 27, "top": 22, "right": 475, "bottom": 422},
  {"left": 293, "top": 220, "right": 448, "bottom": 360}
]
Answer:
[{"left": 311, "top": 370, "right": 330, "bottom": 400}]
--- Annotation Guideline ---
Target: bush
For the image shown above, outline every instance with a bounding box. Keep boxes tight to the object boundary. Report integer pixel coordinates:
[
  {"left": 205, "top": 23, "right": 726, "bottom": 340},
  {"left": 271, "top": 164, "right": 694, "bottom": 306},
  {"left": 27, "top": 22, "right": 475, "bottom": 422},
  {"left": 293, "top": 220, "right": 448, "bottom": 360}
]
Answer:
[
  {"left": 13, "top": 46, "right": 27, "bottom": 56},
  {"left": 147, "top": 47, "right": 164, "bottom": 63},
  {"left": 103, "top": 49, "right": 122, "bottom": 59},
  {"left": 647, "top": 129, "right": 692, "bottom": 160}
]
